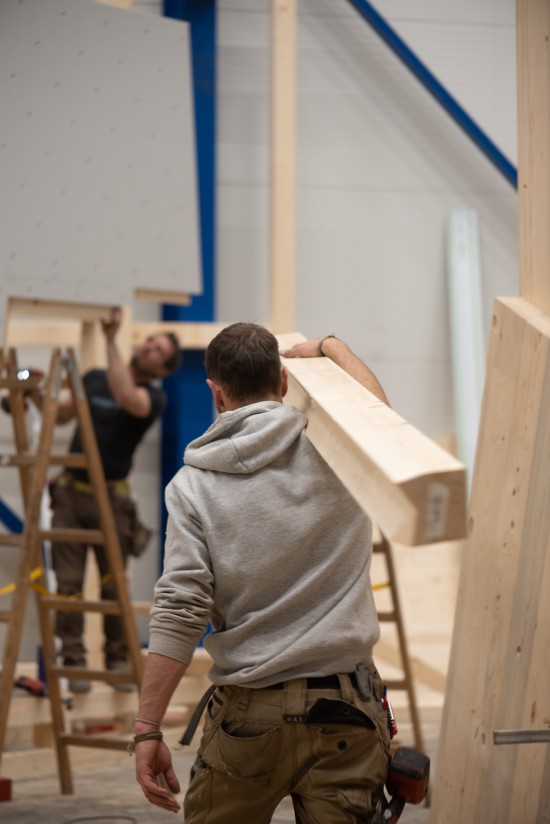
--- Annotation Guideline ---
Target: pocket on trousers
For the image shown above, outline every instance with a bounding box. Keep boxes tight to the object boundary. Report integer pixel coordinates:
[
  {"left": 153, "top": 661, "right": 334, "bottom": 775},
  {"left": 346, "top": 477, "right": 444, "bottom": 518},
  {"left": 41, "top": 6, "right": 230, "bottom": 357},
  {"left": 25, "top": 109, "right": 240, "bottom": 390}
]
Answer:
[
  {"left": 201, "top": 721, "right": 282, "bottom": 788},
  {"left": 310, "top": 725, "right": 387, "bottom": 787}
]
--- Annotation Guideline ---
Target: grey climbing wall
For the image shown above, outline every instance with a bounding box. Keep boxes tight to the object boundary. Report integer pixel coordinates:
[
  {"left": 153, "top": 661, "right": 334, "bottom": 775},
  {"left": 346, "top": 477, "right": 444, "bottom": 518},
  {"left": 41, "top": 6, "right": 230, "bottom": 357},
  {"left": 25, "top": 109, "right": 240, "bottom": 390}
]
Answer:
[{"left": 0, "top": 0, "right": 201, "bottom": 332}]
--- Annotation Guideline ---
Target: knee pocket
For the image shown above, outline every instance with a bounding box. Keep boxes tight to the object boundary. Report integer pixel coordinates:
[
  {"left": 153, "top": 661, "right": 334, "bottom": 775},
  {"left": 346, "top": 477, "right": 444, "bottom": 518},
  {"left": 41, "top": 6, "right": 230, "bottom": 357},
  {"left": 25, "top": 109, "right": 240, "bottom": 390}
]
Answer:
[{"left": 201, "top": 721, "right": 282, "bottom": 787}]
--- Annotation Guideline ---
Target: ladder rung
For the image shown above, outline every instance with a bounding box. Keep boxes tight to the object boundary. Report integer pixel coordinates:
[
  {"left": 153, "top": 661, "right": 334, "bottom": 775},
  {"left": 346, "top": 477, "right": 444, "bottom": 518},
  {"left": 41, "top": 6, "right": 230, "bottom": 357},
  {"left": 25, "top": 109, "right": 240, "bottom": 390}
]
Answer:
[
  {"left": 385, "top": 679, "right": 409, "bottom": 691},
  {"left": 0, "top": 610, "right": 12, "bottom": 622},
  {"left": 50, "top": 454, "right": 88, "bottom": 468},
  {"left": 0, "top": 376, "right": 43, "bottom": 391},
  {"left": 40, "top": 596, "right": 151, "bottom": 616},
  {"left": 51, "top": 666, "right": 135, "bottom": 685},
  {"left": 377, "top": 611, "right": 397, "bottom": 621},
  {"left": 40, "top": 597, "right": 121, "bottom": 615},
  {"left": 0, "top": 453, "right": 35, "bottom": 467},
  {"left": 0, "top": 453, "right": 87, "bottom": 468},
  {"left": 58, "top": 733, "right": 130, "bottom": 751},
  {"left": 38, "top": 528, "right": 104, "bottom": 544},
  {"left": 0, "top": 533, "right": 24, "bottom": 547}
]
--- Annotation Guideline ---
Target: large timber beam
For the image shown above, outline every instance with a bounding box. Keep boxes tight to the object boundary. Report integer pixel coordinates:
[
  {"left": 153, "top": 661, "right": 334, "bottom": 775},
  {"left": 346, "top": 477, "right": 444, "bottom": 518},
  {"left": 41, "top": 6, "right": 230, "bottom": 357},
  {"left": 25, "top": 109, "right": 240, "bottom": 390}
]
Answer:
[
  {"left": 431, "top": 1, "right": 550, "bottom": 820},
  {"left": 279, "top": 333, "right": 467, "bottom": 547}
]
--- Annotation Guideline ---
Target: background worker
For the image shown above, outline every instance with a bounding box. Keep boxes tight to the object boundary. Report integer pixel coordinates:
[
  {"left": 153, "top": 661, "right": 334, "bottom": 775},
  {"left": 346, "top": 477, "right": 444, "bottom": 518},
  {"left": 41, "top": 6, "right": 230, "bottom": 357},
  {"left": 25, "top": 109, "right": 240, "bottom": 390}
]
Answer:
[
  {"left": 29, "top": 308, "right": 181, "bottom": 693},
  {"left": 132, "top": 324, "right": 391, "bottom": 823}
]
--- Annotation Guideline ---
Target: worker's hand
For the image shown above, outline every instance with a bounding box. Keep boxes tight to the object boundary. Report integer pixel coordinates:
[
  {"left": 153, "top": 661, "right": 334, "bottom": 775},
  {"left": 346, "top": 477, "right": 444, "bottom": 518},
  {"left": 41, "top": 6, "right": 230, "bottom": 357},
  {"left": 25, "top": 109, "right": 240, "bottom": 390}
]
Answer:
[
  {"left": 280, "top": 337, "right": 333, "bottom": 359},
  {"left": 135, "top": 740, "right": 181, "bottom": 813},
  {"left": 100, "top": 307, "right": 123, "bottom": 342}
]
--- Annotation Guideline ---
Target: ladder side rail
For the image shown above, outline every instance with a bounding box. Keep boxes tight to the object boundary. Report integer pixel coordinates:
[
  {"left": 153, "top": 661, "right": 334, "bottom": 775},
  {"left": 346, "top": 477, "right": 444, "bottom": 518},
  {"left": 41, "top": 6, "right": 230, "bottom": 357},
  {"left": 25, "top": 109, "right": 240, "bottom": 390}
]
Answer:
[
  {"left": 35, "top": 593, "right": 74, "bottom": 793},
  {"left": 64, "top": 350, "right": 144, "bottom": 686},
  {"left": 376, "top": 535, "right": 426, "bottom": 755},
  {"left": 5, "top": 349, "right": 33, "bottom": 507},
  {"left": 0, "top": 349, "right": 64, "bottom": 767}
]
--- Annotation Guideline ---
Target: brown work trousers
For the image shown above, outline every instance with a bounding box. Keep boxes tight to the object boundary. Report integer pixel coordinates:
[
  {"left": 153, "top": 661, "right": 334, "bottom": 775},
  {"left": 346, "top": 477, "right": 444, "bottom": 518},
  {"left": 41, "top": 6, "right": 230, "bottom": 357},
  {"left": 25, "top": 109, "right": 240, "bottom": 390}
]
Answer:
[
  {"left": 184, "top": 668, "right": 391, "bottom": 824},
  {"left": 49, "top": 480, "right": 135, "bottom": 667}
]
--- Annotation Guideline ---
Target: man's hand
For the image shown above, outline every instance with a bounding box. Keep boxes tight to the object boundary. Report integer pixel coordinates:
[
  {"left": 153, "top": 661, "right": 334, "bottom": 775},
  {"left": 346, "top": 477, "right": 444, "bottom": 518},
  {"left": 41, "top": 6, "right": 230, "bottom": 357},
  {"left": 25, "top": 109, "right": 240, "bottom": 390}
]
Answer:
[
  {"left": 281, "top": 335, "right": 389, "bottom": 405},
  {"left": 135, "top": 739, "right": 181, "bottom": 813},
  {"left": 280, "top": 337, "right": 326, "bottom": 359},
  {"left": 100, "top": 307, "right": 123, "bottom": 343}
]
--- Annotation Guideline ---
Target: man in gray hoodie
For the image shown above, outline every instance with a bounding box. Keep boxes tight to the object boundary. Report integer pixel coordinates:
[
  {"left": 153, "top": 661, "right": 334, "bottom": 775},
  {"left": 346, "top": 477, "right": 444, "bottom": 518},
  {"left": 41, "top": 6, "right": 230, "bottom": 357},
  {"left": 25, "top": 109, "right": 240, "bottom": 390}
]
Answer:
[{"left": 133, "top": 323, "right": 391, "bottom": 823}]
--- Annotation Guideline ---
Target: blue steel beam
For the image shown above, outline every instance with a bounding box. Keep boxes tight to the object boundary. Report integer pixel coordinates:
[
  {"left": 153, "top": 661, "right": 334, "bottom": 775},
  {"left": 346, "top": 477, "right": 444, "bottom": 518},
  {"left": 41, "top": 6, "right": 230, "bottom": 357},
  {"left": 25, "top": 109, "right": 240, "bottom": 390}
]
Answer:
[
  {"left": 347, "top": 0, "right": 517, "bottom": 189},
  {"left": 0, "top": 498, "right": 23, "bottom": 533},
  {"left": 161, "top": 0, "right": 216, "bottom": 572}
]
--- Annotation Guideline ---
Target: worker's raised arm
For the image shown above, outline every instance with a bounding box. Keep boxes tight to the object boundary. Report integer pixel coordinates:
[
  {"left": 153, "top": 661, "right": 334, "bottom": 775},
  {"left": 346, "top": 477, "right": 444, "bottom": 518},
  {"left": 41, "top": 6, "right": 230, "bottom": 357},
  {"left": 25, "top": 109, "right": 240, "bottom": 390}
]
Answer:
[
  {"left": 280, "top": 335, "right": 390, "bottom": 405},
  {"left": 101, "top": 308, "right": 153, "bottom": 418}
]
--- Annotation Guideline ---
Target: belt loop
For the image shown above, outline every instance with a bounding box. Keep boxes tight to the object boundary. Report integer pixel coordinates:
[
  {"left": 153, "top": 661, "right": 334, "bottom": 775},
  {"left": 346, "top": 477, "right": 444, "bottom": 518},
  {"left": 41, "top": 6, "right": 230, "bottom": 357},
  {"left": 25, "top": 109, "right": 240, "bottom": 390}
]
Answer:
[
  {"left": 283, "top": 678, "right": 307, "bottom": 721},
  {"left": 337, "top": 673, "right": 355, "bottom": 703},
  {"left": 236, "top": 686, "right": 252, "bottom": 713}
]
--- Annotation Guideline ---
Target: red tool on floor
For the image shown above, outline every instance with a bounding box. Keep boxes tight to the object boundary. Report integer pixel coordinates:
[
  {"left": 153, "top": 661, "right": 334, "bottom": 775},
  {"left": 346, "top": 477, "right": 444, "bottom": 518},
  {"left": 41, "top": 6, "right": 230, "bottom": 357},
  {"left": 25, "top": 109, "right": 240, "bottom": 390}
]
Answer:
[{"left": 14, "top": 675, "right": 48, "bottom": 697}]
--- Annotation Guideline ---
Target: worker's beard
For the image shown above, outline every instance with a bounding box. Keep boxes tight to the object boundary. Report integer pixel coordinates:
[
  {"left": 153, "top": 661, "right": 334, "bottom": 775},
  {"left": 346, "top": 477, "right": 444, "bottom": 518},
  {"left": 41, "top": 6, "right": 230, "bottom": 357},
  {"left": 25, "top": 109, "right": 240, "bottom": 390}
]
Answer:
[{"left": 131, "top": 353, "right": 157, "bottom": 381}]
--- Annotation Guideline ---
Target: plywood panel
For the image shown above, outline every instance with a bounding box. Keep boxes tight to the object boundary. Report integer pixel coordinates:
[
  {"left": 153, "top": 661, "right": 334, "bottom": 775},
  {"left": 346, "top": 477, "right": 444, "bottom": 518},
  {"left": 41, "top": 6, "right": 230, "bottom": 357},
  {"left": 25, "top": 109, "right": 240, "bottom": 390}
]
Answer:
[
  {"left": 0, "top": 0, "right": 201, "bottom": 334},
  {"left": 431, "top": 297, "right": 550, "bottom": 822}
]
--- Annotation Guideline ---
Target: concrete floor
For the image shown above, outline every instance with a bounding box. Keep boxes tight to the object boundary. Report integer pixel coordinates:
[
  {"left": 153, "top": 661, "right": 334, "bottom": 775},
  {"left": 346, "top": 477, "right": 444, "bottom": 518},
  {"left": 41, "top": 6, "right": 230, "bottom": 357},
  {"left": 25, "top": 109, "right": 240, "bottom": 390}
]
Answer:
[{"left": 2, "top": 539, "right": 460, "bottom": 823}]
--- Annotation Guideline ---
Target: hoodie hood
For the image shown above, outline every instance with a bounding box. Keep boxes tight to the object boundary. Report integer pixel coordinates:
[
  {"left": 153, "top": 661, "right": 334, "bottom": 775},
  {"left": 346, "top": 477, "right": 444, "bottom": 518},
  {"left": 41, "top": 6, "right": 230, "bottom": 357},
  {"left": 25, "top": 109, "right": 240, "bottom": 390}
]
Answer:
[{"left": 184, "top": 401, "right": 307, "bottom": 474}]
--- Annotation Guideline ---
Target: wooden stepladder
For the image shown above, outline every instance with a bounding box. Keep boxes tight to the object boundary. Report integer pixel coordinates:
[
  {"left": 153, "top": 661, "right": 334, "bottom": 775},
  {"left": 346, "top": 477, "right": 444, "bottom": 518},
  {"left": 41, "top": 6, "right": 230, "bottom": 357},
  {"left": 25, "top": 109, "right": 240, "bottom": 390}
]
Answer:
[
  {"left": 0, "top": 347, "right": 144, "bottom": 793},
  {"left": 374, "top": 535, "right": 425, "bottom": 757}
]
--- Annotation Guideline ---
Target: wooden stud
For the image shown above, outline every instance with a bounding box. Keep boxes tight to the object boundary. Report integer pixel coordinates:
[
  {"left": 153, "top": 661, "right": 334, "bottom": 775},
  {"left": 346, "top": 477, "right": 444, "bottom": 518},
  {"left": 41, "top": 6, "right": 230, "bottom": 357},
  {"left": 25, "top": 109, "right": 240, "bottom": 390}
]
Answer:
[
  {"left": 517, "top": 0, "right": 550, "bottom": 313},
  {"left": 270, "top": 0, "right": 297, "bottom": 334}
]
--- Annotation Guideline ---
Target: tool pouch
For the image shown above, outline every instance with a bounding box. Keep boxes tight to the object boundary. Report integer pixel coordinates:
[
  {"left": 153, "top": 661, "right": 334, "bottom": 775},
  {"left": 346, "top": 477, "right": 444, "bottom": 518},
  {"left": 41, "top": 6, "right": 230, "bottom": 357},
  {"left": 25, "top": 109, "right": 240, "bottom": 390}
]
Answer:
[{"left": 305, "top": 698, "right": 376, "bottom": 729}]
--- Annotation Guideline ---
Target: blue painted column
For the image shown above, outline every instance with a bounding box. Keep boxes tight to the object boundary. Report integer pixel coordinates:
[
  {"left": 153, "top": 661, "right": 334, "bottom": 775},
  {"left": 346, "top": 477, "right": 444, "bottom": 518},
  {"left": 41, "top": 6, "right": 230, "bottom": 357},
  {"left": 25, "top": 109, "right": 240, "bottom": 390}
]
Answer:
[{"left": 161, "top": 0, "right": 216, "bottom": 565}]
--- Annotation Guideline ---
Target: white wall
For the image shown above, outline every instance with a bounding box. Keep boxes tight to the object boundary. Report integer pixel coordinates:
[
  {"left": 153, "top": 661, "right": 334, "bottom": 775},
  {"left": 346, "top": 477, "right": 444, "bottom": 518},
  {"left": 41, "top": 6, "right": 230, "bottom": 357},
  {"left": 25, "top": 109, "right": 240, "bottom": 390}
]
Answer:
[{"left": 216, "top": 0, "right": 518, "bottom": 438}]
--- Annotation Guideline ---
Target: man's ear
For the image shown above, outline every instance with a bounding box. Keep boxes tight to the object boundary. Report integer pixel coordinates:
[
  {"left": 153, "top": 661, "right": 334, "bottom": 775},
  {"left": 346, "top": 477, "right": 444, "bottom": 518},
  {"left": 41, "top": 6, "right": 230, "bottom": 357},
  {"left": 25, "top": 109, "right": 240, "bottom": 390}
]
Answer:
[
  {"left": 280, "top": 367, "right": 288, "bottom": 399},
  {"left": 206, "top": 378, "right": 225, "bottom": 412}
]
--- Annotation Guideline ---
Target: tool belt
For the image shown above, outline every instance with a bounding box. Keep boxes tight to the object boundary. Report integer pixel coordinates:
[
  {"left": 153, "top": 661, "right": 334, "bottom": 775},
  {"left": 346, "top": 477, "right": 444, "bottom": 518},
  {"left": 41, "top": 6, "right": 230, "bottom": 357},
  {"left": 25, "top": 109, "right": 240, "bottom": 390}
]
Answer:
[
  {"left": 179, "top": 667, "right": 383, "bottom": 747},
  {"left": 57, "top": 471, "right": 130, "bottom": 497}
]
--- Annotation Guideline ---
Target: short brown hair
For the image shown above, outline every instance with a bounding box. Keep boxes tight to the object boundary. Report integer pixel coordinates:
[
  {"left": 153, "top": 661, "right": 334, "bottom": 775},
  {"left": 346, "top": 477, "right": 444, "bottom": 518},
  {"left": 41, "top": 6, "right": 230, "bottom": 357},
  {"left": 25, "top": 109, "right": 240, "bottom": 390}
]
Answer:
[
  {"left": 205, "top": 323, "right": 281, "bottom": 402},
  {"left": 162, "top": 332, "right": 182, "bottom": 374}
]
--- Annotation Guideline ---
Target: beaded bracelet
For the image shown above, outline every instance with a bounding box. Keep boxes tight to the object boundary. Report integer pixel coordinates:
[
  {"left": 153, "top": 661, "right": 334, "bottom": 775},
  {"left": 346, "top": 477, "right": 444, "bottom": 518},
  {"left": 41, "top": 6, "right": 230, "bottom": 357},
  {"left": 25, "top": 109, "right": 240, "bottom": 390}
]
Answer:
[{"left": 127, "top": 730, "right": 163, "bottom": 756}]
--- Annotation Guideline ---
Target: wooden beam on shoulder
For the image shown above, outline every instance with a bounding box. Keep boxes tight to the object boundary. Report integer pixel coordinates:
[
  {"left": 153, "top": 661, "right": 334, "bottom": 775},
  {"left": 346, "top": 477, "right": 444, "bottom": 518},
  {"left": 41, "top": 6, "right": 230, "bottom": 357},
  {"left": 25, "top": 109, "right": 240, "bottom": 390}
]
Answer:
[{"left": 278, "top": 333, "right": 467, "bottom": 546}]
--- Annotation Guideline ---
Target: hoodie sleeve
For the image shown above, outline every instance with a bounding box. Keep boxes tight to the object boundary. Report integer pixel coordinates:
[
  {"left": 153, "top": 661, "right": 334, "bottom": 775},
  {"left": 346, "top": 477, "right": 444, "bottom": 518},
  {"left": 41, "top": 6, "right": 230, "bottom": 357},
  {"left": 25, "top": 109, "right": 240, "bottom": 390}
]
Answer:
[{"left": 147, "top": 473, "right": 213, "bottom": 665}]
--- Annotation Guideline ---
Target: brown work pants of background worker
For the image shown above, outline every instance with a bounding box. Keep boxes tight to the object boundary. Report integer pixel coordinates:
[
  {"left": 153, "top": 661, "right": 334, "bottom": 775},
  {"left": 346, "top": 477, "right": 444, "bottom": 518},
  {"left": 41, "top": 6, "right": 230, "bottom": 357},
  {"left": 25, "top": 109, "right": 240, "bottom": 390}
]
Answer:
[
  {"left": 49, "top": 476, "right": 136, "bottom": 668},
  {"left": 184, "top": 668, "right": 391, "bottom": 824}
]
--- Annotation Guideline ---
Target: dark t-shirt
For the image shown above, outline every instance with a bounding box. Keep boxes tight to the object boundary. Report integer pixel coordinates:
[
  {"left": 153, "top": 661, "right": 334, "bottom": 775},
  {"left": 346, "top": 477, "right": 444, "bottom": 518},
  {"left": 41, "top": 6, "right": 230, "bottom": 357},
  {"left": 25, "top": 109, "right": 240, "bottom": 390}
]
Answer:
[{"left": 69, "top": 369, "right": 167, "bottom": 481}]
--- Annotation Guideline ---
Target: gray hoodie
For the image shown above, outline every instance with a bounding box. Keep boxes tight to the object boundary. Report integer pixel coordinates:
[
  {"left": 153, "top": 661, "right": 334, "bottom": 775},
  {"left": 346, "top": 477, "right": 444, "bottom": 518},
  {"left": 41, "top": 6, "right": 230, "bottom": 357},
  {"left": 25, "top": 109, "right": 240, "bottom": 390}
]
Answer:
[{"left": 148, "top": 401, "right": 380, "bottom": 688}]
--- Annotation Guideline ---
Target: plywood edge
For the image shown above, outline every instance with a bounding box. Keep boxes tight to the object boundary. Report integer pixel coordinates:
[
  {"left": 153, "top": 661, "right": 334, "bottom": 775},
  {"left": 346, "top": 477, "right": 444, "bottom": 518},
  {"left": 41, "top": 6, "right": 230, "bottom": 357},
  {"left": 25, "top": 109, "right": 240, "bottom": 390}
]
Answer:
[
  {"left": 134, "top": 288, "right": 192, "bottom": 306},
  {"left": 4, "top": 318, "right": 82, "bottom": 348},
  {"left": 7, "top": 297, "right": 115, "bottom": 321},
  {"left": 131, "top": 321, "right": 228, "bottom": 350}
]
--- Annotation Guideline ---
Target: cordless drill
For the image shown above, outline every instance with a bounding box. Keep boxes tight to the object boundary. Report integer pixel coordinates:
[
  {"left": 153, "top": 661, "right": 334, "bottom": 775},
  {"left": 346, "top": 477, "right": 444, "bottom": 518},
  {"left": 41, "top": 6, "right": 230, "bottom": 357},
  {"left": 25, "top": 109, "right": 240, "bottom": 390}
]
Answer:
[{"left": 367, "top": 746, "right": 430, "bottom": 823}]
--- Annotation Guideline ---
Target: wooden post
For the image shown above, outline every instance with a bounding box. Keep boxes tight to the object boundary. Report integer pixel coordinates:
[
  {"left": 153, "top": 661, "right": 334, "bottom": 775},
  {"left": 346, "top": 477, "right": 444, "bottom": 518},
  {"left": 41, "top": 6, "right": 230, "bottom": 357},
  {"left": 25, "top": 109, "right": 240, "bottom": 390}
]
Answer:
[
  {"left": 431, "top": 1, "right": 550, "bottom": 820},
  {"left": 270, "top": 0, "right": 297, "bottom": 334}
]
